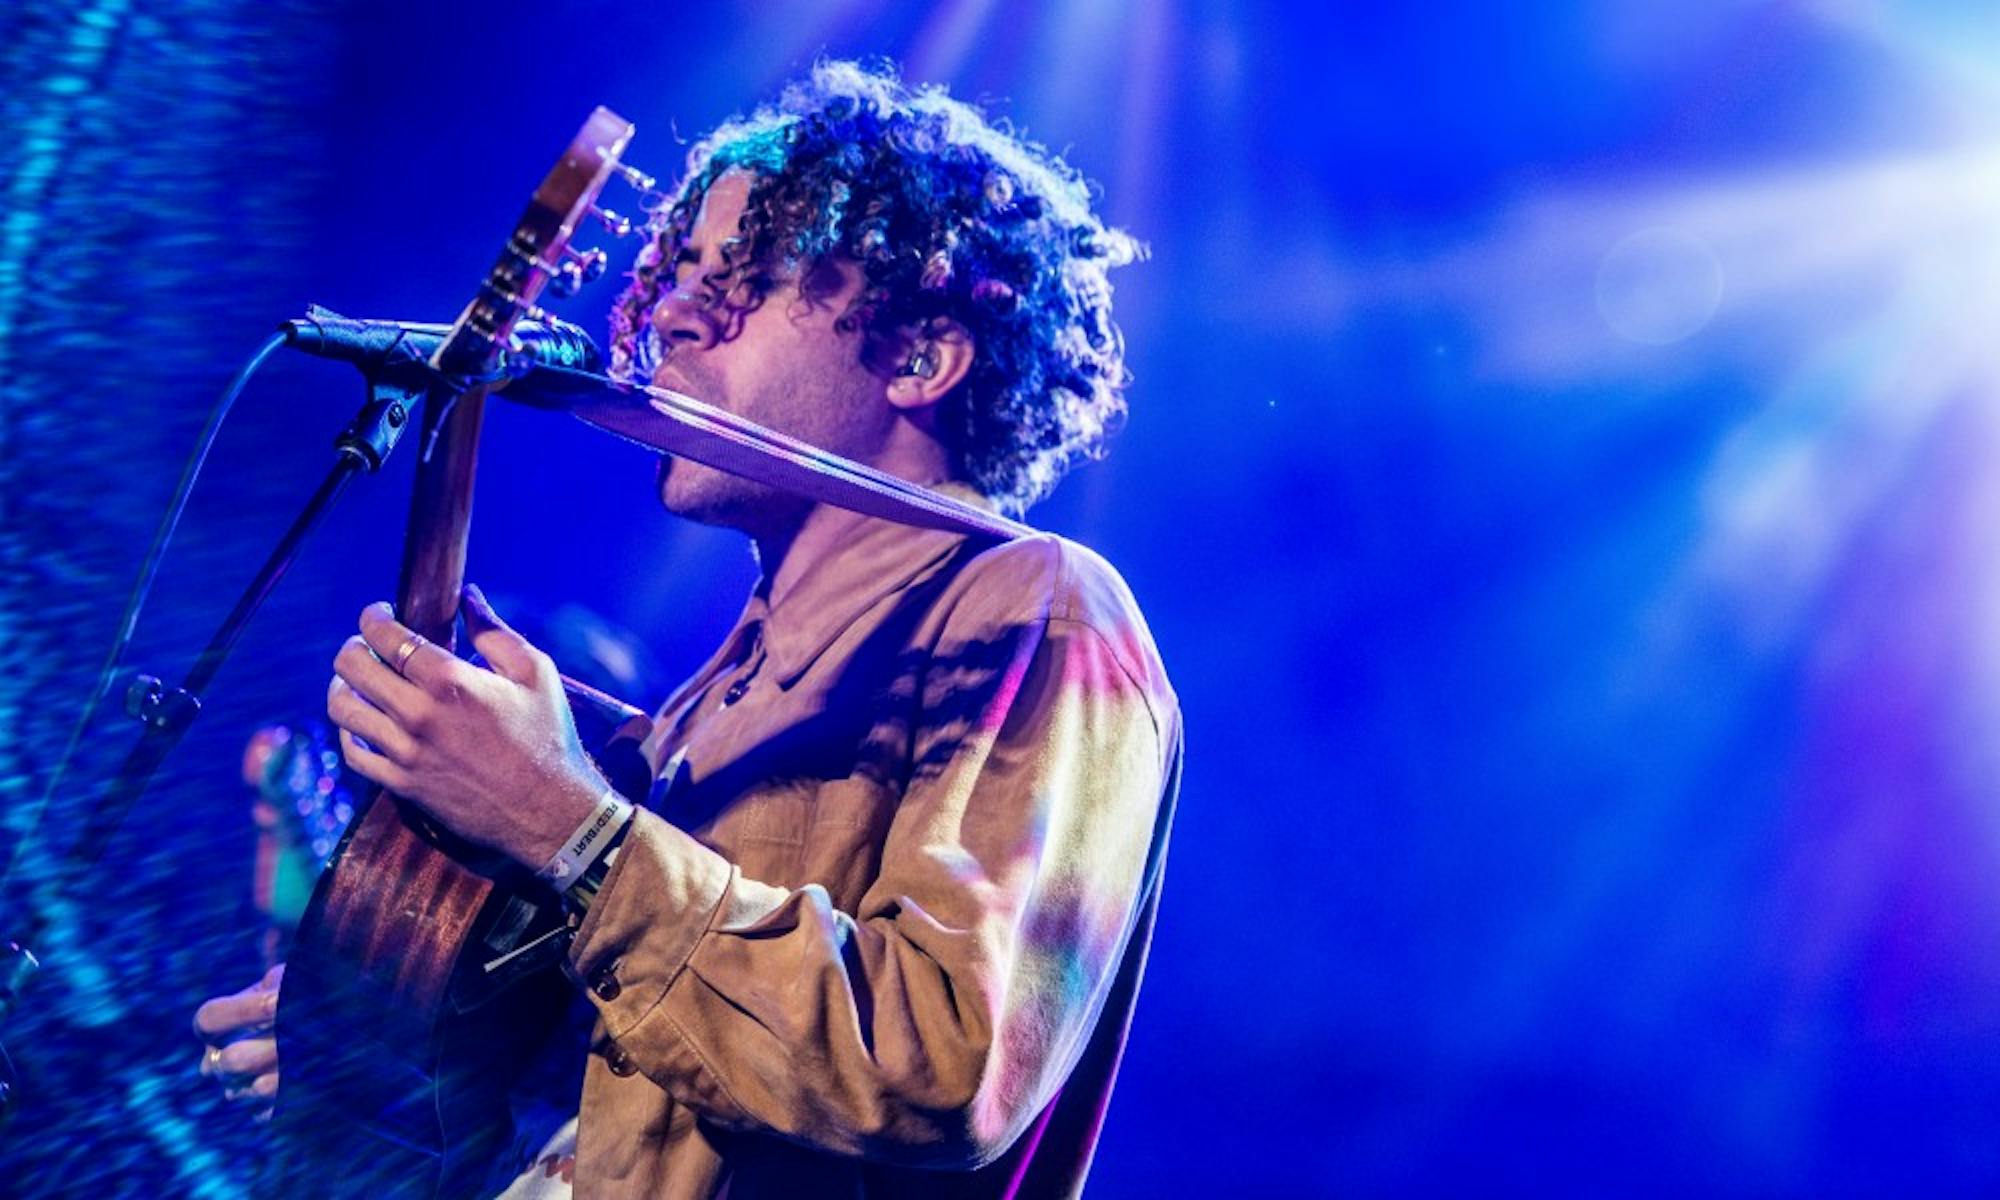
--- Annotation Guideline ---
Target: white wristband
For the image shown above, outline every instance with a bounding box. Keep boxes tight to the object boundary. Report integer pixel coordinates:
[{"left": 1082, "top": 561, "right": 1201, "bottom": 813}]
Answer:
[{"left": 538, "top": 788, "right": 634, "bottom": 886}]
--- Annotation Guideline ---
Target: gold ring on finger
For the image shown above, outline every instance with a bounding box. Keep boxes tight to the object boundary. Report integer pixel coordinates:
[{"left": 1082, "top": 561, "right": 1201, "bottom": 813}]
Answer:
[{"left": 393, "top": 632, "right": 427, "bottom": 677}]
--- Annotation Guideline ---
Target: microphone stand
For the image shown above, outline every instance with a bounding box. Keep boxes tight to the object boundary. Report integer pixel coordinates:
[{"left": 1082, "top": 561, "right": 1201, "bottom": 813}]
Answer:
[{"left": 0, "top": 364, "right": 435, "bottom": 1129}]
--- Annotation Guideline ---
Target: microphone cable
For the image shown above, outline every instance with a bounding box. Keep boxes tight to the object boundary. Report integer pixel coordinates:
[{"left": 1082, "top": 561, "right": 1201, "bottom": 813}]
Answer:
[{"left": 1, "top": 330, "right": 289, "bottom": 901}]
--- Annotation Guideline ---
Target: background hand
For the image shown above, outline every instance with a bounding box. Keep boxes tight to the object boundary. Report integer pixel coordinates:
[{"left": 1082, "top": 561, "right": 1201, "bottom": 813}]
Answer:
[{"left": 192, "top": 964, "right": 283, "bottom": 1120}]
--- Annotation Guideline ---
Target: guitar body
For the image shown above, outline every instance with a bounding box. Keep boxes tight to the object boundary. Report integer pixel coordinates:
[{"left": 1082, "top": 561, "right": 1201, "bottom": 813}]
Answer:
[
  {"left": 268, "top": 110, "right": 636, "bottom": 1198},
  {"left": 269, "top": 795, "right": 573, "bottom": 1197}
]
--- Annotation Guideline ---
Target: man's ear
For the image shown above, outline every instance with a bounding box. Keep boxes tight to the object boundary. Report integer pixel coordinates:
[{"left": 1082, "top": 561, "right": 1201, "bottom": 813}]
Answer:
[{"left": 885, "top": 321, "right": 974, "bottom": 415}]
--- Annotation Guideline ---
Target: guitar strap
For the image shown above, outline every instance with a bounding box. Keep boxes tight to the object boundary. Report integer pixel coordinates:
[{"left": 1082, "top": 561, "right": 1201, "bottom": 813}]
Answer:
[{"left": 521, "top": 368, "right": 1038, "bottom": 542}]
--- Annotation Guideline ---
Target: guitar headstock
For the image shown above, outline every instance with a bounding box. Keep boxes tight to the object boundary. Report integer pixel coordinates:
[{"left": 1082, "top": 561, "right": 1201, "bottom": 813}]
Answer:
[{"left": 429, "top": 107, "right": 662, "bottom": 380}]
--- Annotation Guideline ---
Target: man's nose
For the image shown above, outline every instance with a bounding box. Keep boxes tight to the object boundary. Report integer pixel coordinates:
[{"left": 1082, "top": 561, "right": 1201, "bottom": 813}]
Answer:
[{"left": 651, "top": 286, "right": 719, "bottom": 354}]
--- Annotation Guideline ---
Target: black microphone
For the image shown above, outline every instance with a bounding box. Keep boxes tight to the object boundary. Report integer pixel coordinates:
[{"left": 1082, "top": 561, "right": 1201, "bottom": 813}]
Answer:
[{"left": 280, "top": 305, "right": 604, "bottom": 388}]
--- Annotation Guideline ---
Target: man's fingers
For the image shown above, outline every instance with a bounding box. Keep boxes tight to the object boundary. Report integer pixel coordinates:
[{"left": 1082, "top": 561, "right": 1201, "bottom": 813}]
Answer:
[
  {"left": 212, "top": 1036, "right": 277, "bottom": 1079},
  {"left": 327, "top": 676, "right": 416, "bottom": 763},
  {"left": 339, "top": 727, "right": 411, "bottom": 794},
  {"left": 356, "top": 602, "right": 461, "bottom": 695},
  {"left": 461, "top": 584, "right": 545, "bottom": 685},
  {"left": 194, "top": 984, "right": 280, "bottom": 1044},
  {"left": 193, "top": 962, "right": 286, "bottom": 1111},
  {"left": 333, "top": 632, "right": 427, "bottom": 725},
  {"left": 224, "top": 1071, "right": 280, "bottom": 1103}
]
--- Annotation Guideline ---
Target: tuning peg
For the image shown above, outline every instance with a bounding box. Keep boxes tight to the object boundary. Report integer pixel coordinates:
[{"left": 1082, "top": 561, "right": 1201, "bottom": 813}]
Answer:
[
  {"left": 548, "top": 261, "right": 584, "bottom": 299},
  {"left": 589, "top": 204, "right": 634, "bottom": 239},
  {"left": 577, "top": 246, "right": 609, "bottom": 284},
  {"left": 611, "top": 162, "right": 673, "bottom": 214},
  {"left": 566, "top": 245, "right": 609, "bottom": 284},
  {"left": 547, "top": 246, "right": 610, "bottom": 298},
  {"left": 615, "top": 163, "right": 657, "bottom": 193}
]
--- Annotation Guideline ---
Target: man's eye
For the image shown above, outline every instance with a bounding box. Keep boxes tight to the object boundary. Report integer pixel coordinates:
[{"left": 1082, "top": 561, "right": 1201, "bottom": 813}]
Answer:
[{"left": 722, "top": 270, "right": 776, "bottom": 308}]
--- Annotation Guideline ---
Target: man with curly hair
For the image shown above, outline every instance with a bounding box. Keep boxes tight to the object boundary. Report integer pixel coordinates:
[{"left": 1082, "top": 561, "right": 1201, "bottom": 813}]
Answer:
[{"left": 197, "top": 60, "right": 1177, "bottom": 1199}]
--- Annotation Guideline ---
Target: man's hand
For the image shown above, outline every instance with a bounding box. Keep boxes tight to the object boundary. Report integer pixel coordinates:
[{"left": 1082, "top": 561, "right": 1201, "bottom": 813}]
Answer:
[
  {"left": 325, "top": 583, "right": 604, "bottom": 873},
  {"left": 193, "top": 964, "right": 283, "bottom": 1119}
]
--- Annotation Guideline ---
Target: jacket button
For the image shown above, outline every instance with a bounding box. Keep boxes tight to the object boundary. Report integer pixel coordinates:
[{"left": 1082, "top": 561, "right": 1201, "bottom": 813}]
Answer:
[
  {"left": 591, "top": 963, "right": 622, "bottom": 1002},
  {"left": 605, "top": 1044, "right": 638, "bottom": 1077}
]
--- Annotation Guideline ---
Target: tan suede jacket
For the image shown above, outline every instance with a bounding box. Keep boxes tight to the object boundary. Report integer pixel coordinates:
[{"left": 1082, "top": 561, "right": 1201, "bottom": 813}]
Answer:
[{"left": 561, "top": 495, "right": 1179, "bottom": 1198}]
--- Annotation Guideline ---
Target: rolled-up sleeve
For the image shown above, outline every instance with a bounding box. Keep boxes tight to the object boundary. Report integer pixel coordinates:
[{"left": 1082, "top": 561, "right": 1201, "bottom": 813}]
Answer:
[{"left": 564, "top": 595, "right": 1170, "bottom": 1169}]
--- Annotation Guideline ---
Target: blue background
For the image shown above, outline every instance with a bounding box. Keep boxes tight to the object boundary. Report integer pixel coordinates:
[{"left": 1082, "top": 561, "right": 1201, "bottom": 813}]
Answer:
[{"left": 6, "top": 1, "right": 2000, "bottom": 1194}]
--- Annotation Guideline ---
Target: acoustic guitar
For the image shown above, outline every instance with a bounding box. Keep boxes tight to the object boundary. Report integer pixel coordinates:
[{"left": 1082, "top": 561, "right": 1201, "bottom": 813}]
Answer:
[{"left": 268, "top": 109, "right": 644, "bottom": 1198}]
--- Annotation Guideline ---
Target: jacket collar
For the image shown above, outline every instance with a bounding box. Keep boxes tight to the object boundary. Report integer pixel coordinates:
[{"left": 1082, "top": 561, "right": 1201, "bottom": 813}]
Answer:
[{"left": 754, "top": 483, "right": 1001, "bottom": 687}]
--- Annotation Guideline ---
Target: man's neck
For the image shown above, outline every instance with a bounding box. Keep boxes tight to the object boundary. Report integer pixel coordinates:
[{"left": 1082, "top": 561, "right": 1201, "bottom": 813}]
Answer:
[
  {"left": 752, "top": 499, "right": 882, "bottom": 611},
  {"left": 753, "top": 431, "right": 957, "bottom": 607}
]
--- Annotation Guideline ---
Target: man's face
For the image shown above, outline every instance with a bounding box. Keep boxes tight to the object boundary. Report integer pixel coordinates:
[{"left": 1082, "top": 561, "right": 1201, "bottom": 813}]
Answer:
[{"left": 646, "top": 170, "right": 891, "bottom": 536}]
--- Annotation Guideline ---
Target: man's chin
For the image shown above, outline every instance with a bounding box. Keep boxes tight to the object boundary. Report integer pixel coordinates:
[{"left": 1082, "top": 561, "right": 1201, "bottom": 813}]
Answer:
[
  {"left": 657, "top": 457, "right": 798, "bottom": 535},
  {"left": 656, "top": 457, "right": 727, "bottom": 523}
]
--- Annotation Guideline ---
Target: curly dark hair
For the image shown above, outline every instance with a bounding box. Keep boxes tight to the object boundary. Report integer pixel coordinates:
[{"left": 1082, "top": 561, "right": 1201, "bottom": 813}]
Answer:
[{"left": 609, "top": 59, "right": 1143, "bottom": 515}]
